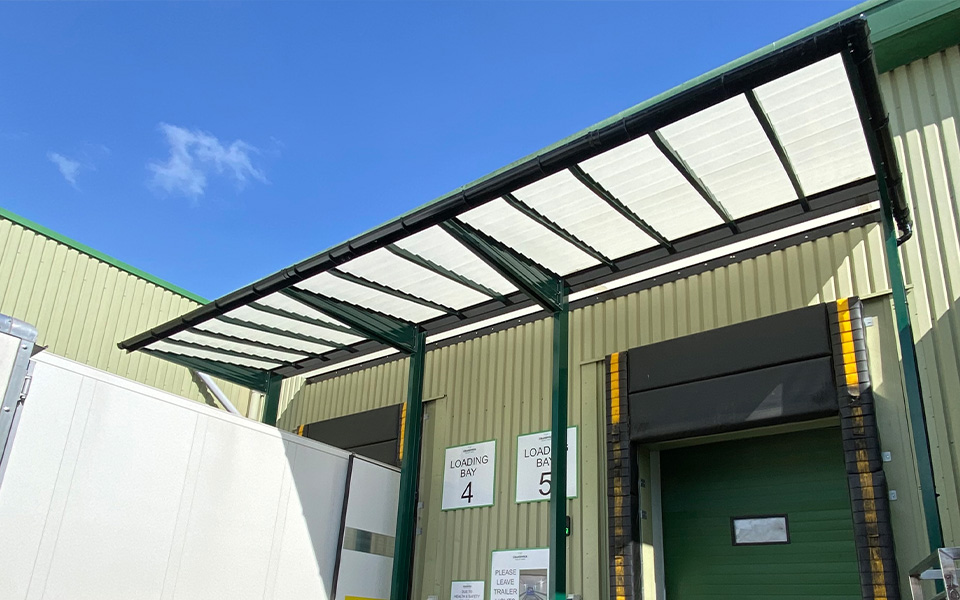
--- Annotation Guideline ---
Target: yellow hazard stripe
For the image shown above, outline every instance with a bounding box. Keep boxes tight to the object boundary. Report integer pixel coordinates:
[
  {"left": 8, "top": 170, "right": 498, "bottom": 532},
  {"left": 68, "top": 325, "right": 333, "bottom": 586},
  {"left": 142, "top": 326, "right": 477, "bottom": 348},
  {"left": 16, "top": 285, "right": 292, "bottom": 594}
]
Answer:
[
  {"left": 836, "top": 299, "right": 860, "bottom": 391},
  {"left": 297, "top": 424, "right": 304, "bottom": 436},
  {"left": 398, "top": 402, "right": 407, "bottom": 461},
  {"left": 610, "top": 352, "right": 621, "bottom": 425}
]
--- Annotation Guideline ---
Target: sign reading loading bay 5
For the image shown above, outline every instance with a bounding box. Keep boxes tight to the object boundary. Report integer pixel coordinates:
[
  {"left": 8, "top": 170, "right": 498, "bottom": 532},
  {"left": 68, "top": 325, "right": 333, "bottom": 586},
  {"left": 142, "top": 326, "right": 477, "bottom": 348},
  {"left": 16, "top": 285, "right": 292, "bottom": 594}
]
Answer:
[
  {"left": 516, "top": 427, "right": 577, "bottom": 503},
  {"left": 442, "top": 440, "right": 496, "bottom": 509}
]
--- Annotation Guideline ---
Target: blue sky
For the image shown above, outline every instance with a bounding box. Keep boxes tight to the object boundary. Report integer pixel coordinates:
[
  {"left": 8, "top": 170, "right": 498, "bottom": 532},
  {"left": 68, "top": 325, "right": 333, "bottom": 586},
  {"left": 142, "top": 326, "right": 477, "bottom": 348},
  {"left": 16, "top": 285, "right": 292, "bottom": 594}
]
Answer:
[{"left": 0, "top": 1, "right": 861, "bottom": 300}]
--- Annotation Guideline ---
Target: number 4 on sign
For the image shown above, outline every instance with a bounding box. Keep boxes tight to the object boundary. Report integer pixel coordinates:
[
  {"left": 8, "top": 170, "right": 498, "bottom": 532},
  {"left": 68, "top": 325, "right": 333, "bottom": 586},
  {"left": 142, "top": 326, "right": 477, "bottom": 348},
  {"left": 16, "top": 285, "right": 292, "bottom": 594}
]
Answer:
[{"left": 461, "top": 482, "right": 473, "bottom": 503}]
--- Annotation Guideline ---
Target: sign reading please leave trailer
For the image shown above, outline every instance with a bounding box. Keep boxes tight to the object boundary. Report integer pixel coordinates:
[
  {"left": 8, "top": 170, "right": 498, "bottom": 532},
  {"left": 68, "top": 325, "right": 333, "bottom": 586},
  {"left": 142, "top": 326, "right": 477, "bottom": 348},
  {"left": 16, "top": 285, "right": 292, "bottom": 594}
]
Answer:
[
  {"left": 442, "top": 440, "right": 496, "bottom": 509},
  {"left": 490, "top": 548, "right": 549, "bottom": 600}
]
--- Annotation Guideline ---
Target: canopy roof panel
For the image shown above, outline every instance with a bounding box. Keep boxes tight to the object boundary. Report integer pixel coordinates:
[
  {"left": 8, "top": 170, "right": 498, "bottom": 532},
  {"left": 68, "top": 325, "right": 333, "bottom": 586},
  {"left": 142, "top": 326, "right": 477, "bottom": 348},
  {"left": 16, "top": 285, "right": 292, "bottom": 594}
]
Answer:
[{"left": 120, "top": 18, "right": 909, "bottom": 392}]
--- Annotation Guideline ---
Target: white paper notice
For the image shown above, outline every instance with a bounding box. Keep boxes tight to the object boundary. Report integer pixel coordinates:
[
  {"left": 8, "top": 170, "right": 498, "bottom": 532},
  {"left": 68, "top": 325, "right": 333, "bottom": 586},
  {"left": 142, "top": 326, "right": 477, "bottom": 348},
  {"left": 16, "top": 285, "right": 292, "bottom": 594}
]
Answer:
[
  {"left": 490, "top": 548, "right": 549, "bottom": 600},
  {"left": 450, "top": 580, "right": 484, "bottom": 600},
  {"left": 442, "top": 440, "right": 496, "bottom": 509},
  {"left": 515, "top": 427, "right": 577, "bottom": 503}
]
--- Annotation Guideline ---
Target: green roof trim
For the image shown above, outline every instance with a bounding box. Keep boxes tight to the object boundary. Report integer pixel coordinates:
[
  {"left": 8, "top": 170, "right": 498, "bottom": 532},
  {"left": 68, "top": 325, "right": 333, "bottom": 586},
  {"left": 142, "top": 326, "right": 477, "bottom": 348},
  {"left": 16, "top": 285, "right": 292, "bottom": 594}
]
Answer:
[{"left": 0, "top": 206, "right": 209, "bottom": 305}]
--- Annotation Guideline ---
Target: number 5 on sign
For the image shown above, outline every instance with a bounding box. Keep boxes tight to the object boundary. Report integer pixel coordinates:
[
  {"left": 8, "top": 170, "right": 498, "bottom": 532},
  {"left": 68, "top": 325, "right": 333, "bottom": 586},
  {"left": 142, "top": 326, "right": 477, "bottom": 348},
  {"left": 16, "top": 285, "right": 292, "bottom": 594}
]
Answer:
[
  {"left": 442, "top": 440, "right": 496, "bottom": 510},
  {"left": 516, "top": 427, "right": 577, "bottom": 503}
]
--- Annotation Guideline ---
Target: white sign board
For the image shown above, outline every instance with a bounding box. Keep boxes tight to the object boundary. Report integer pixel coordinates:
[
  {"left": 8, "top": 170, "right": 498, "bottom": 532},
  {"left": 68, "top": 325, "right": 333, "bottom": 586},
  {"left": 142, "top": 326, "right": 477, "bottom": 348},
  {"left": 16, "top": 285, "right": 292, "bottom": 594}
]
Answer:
[
  {"left": 490, "top": 548, "right": 549, "bottom": 600},
  {"left": 450, "top": 580, "right": 484, "bottom": 600},
  {"left": 442, "top": 440, "right": 496, "bottom": 509},
  {"left": 516, "top": 427, "right": 577, "bottom": 503}
]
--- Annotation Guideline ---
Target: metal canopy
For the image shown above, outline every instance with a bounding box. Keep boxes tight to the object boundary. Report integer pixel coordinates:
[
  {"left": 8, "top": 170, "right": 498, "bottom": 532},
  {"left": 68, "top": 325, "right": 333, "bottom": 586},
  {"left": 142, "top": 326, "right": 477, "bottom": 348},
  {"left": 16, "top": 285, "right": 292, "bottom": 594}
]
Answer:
[{"left": 119, "top": 19, "right": 908, "bottom": 392}]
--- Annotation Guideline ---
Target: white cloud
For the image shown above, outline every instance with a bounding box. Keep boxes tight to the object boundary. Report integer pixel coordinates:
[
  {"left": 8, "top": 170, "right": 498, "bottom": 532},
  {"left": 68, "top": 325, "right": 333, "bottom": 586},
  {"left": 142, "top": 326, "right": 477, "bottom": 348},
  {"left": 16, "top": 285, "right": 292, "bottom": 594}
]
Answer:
[
  {"left": 48, "top": 152, "right": 82, "bottom": 187},
  {"left": 148, "top": 123, "right": 266, "bottom": 198}
]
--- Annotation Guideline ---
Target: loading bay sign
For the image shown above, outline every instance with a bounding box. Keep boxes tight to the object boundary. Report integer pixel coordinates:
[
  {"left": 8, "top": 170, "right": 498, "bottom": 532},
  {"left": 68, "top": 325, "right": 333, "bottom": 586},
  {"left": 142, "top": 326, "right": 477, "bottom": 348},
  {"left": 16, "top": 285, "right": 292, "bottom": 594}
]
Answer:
[
  {"left": 442, "top": 440, "right": 496, "bottom": 510},
  {"left": 516, "top": 427, "right": 577, "bottom": 503}
]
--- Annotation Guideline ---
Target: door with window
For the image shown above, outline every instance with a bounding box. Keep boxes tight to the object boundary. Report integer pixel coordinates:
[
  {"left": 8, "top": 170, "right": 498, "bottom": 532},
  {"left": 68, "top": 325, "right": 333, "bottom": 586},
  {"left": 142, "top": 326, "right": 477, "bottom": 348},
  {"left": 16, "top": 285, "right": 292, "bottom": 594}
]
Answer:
[{"left": 660, "top": 427, "right": 861, "bottom": 599}]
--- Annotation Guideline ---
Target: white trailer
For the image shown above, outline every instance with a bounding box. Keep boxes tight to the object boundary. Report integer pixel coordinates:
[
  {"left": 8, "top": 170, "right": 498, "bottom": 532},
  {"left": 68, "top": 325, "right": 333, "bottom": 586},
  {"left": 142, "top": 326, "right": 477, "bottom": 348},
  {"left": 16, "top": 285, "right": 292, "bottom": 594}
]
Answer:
[{"left": 0, "top": 319, "right": 399, "bottom": 600}]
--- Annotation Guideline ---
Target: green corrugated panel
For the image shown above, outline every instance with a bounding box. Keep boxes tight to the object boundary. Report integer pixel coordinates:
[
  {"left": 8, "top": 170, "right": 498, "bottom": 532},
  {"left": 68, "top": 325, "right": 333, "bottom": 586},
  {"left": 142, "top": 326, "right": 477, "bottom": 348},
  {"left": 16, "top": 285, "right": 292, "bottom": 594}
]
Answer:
[
  {"left": 661, "top": 428, "right": 860, "bottom": 599},
  {"left": 0, "top": 214, "right": 251, "bottom": 413},
  {"left": 880, "top": 44, "right": 960, "bottom": 548}
]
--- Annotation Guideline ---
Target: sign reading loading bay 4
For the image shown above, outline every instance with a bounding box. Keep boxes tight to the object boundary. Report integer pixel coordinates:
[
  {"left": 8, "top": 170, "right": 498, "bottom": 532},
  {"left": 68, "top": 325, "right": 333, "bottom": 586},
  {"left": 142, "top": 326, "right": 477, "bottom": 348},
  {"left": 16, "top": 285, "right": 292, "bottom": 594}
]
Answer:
[
  {"left": 490, "top": 548, "right": 549, "bottom": 600},
  {"left": 442, "top": 440, "right": 496, "bottom": 509},
  {"left": 516, "top": 427, "right": 577, "bottom": 503}
]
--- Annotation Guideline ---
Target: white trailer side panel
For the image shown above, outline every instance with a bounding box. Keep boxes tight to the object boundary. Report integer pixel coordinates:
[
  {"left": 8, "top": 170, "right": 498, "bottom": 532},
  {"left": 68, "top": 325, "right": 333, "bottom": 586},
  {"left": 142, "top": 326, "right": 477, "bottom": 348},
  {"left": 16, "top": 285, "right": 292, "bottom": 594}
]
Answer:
[{"left": 0, "top": 352, "right": 369, "bottom": 600}]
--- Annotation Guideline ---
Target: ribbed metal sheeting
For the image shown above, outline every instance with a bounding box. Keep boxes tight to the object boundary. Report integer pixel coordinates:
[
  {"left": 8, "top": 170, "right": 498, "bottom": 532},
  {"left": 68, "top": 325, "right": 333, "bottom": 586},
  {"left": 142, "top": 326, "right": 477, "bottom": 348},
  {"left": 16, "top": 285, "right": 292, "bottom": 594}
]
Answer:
[
  {"left": 280, "top": 223, "right": 890, "bottom": 598},
  {"left": 0, "top": 216, "right": 252, "bottom": 412},
  {"left": 881, "top": 44, "right": 960, "bottom": 545}
]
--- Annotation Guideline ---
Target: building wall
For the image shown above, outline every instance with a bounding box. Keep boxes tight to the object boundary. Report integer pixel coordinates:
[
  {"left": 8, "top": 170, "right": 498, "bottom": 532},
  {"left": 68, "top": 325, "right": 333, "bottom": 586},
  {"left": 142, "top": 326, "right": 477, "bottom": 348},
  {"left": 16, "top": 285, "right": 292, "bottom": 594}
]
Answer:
[
  {"left": 279, "top": 223, "right": 906, "bottom": 597},
  {"left": 0, "top": 214, "right": 252, "bottom": 413},
  {"left": 881, "top": 44, "right": 960, "bottom": 545}
]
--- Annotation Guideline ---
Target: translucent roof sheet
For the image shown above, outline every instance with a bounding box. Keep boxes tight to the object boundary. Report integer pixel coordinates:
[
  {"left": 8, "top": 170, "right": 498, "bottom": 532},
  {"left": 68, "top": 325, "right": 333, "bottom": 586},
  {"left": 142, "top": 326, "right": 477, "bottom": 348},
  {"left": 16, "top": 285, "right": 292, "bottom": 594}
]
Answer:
[
  {"left": 151, "top": 340, "right": 280, "bottom": 371},
  {"left": 659, "top": 95, "right": 798, "bottom": 219},
  {"left": 192, "top": 319, "right": 337, "bottom": 356},
  {"left": 339, "top": 248, "right": 491, "bottom": 310},
  {"left": 511, "top": 170, "right": 658, "bottom": 259},
  {"left": 295, "top": 272, "right": 445, "bottom": 323},
  {"left": 754, "top": 54, "right": 874, "bottom": 196},
  {"left": 394, "top": 226, "right": 517, "bottom": 296},
  {"left": 579, "top": 136, "right": 726, "bottom": 240},
  {"left": 225, "top": 305, "right": 364, "bottom": 346},
  {"left": 127, "top": 43, "right": 889, "bottom": 385},
  {"left": 170, "top": 330, "right": 307, "bottom": 364},
  {"left": 460, "top": 198, "right": 599, "bottom": 275}
]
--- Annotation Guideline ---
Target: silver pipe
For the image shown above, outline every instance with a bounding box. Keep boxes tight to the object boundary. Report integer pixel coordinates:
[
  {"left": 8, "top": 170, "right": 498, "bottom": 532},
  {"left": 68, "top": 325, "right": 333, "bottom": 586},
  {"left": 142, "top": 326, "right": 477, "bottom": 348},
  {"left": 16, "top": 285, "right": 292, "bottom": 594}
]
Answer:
[{"left": 194, "top": 371, "right": 241, "bottom": 415}]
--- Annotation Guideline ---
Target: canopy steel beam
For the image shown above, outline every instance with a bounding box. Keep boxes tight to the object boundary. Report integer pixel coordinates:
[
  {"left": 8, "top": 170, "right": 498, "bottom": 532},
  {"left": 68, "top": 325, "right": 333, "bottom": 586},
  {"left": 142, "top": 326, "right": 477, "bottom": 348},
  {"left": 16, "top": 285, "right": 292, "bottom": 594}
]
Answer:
[
  {"left": 441, "top": 219, "right": 565, "bottom": 313},
  {"left": 162, "top": 337, "right": 296, "bottom": 368},
  {"left": 261, "top": 374, "right": 283, "bottom": 426},
  {"left": 650, "top": 130, "right": 739, "bottom": 233},
  {"left": 385, "top": 243, "right": 506, "bottom": 301},
  {"left": 390, "top": 329, "right": 426, "bottom": 600},
  {"left": 503, "top": 192, "right": 616, "bottom": 268},
  {"left": 141, "top": 348, "right": 273, "bottom": 393},
  {"left": 217, "top": 315, "right": 353, "bottom": 352},
  {"left": 842, "top": 34, "right": 941, "bottom": 551},
  {"left": 249, "top": 301, "right": 363, "bottom": 338},
  {"left": 184, "top": 327, "right": 332, "bottom": 361},
  {"left": 281, "top": 287, "right": 419, "bottom": 354},
  {"left": 327, "top": 268, "right": 462, "bottom": 317},
  {"left": 568, "top": 165, "right": 676, "bottom": 253},
  {"left": 745, "top": 90, "right": 810, "bottom": 211}
]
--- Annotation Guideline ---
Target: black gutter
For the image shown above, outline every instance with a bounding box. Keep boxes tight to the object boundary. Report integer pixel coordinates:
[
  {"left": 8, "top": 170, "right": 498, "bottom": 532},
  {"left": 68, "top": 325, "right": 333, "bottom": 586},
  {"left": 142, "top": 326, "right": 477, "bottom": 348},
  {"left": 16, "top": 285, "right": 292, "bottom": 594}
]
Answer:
[{"left": 119, "top": 17, "right": 879, "bottom": 354}]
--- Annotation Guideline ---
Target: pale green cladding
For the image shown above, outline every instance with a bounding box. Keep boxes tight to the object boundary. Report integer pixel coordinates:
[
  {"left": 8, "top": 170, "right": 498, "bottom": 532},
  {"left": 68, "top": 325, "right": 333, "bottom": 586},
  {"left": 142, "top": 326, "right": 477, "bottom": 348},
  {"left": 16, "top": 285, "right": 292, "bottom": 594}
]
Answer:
[
  {"left": 881, "top": 44, "right": 960, "bottom": 547},
  {"left": 0, "top": 211, "right": 253, "bottom": 412},
  {"left": 278, "top": 223, "right": 931, "bottom": 598}
]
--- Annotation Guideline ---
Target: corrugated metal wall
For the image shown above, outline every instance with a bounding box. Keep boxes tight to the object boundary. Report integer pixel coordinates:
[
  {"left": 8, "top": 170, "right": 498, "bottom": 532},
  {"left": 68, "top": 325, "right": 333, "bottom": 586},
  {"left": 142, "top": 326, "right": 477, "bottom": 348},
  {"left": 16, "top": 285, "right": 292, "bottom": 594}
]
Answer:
[
  {"left": 279, "top": 223, "right": 893, "bottom": 597},
  {"left": 0, "top": 215, "right": 252, "bottom": 413},
  {"left": 881, "top": 43, "right": 960, "bottom": 545}
]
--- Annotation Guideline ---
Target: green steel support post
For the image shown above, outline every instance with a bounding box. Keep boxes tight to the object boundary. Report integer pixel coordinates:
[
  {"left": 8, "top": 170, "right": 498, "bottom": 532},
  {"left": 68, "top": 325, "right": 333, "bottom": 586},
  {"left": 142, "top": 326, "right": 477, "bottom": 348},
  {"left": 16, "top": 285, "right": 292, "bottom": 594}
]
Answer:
[
  {"left": 391, "top": 329, "right": 427, "bottom": 600},
  {"left": 843, "top": 37, "right": 944, "bottom": 551},
  {"left": 261, "top": 374, "right": 284, "bottom": 426},
  {"left": 549, "top": 299, "right": 569, "bottom": 600}
]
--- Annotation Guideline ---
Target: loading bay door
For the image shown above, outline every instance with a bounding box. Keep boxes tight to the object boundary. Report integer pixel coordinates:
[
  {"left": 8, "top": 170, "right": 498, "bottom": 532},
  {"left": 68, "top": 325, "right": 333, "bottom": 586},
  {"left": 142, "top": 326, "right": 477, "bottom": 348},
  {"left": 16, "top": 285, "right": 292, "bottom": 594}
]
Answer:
[{"left": 660, "top": 427, "right": 861, "bottom": 599}]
